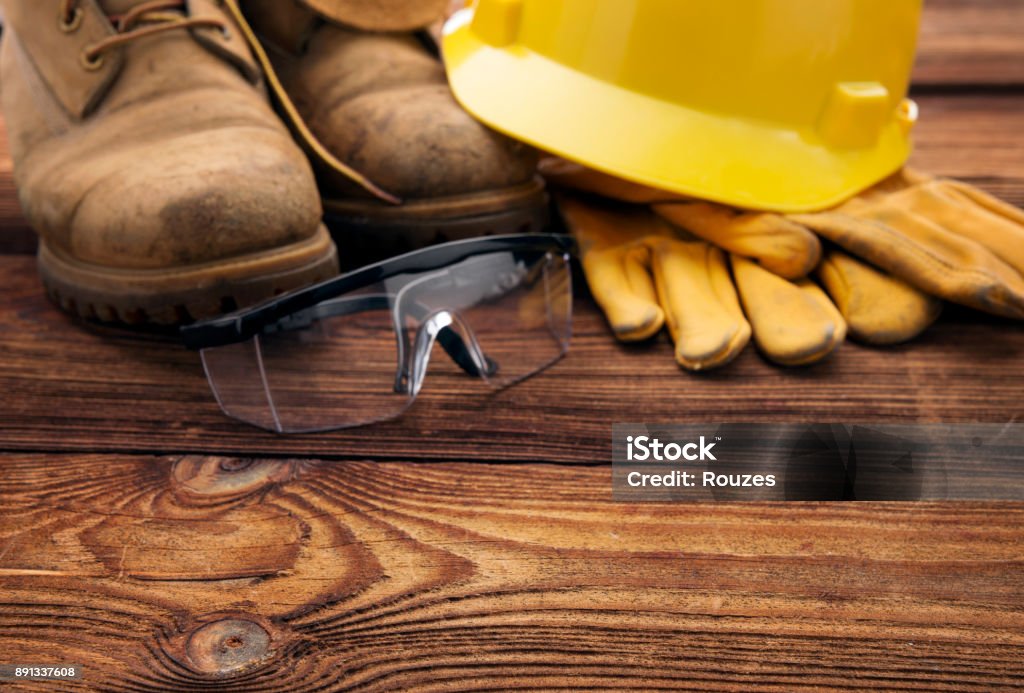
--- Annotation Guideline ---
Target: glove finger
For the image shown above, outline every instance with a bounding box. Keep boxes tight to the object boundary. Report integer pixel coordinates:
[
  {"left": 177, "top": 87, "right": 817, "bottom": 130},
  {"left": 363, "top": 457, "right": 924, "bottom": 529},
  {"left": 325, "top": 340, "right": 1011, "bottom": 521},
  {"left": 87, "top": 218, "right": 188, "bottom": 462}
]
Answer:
[
  {"left": 540, "top": 157, "right": 683, "bottom": 204},
  {"left": 731, "top": 255, "right": 846, "bottom": 366},
  {"left": 557, "top": 195, "right": 665, "bottom": 341},
  {"left": 793, "top": 208, "right": 1024, "bottom": 320},
  {"left": 817, "top": 250, "right": 943, "bottom": 345},
  {"left": 936, "top": 180, "right": 1024, "bottom": 275},
  {"left": 582, "top": 248, "right": 665, "bottom": 341},
  {"left": 649, "top": 239, "right": 751, "bottom": 371},
  {"left": 653, "top": 202, "right": 821, "bottom": 279},
  {"left": 899, "top": 168, "right": 1024, "bottom": 227}
]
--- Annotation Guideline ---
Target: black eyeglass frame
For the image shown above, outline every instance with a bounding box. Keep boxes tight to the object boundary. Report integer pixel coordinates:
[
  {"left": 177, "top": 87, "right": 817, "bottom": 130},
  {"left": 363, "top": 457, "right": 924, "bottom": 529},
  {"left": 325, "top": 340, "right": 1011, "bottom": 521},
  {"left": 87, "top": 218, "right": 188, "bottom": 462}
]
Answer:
[{"left": 180, "top": 233, "right": 577, "bottom": 351}]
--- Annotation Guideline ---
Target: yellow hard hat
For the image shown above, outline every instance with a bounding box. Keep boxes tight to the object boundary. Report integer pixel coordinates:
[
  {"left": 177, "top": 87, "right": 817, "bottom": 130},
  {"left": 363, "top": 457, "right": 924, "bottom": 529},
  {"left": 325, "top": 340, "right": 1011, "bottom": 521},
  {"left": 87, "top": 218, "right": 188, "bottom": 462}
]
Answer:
[{"left": 442, "top": 0, "right": 922, "bottom": 212}]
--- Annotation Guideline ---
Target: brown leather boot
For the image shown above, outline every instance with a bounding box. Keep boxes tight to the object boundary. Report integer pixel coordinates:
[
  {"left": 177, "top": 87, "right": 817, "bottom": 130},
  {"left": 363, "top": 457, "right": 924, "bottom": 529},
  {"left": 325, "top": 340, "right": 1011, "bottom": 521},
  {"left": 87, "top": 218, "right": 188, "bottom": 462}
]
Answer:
[
  {"left": 0, "top": 0, "right": 339, "bottom": 324},
  {"left": 240, "top": 0, "right": 547, "bottom": 260}
]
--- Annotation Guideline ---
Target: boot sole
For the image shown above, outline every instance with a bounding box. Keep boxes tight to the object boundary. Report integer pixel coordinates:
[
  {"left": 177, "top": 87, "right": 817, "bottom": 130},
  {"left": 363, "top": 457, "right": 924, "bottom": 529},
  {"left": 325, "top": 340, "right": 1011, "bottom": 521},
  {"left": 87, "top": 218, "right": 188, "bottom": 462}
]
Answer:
[
  {"left": 38, "top": 225, "right": 339, "bottom": 326},
  {"left": 322, "top": 177, "right": 550, "bottom": 266}
]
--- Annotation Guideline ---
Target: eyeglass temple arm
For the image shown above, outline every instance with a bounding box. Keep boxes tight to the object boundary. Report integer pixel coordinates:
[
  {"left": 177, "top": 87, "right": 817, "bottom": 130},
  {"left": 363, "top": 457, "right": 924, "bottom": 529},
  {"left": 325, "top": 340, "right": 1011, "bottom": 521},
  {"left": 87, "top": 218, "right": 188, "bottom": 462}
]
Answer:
[{"left": 261, "top": 295, "right": 496, "bottom": 378}]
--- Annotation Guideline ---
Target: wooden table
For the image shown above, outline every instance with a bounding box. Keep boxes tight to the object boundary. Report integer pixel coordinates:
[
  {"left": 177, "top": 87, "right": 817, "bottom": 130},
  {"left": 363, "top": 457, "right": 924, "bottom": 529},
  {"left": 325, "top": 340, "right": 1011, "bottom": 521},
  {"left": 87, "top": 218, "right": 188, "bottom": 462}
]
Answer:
[{"left": 2, "top": 2, "right": 1023, "bottom": 690}]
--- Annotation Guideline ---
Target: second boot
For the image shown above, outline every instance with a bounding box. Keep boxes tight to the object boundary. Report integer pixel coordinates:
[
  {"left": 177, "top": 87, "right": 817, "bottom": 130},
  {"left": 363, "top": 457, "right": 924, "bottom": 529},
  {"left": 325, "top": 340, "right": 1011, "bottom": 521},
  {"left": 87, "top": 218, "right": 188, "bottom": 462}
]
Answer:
[{"left": 240, "top": 0, "right": 547, "bottom": 260}]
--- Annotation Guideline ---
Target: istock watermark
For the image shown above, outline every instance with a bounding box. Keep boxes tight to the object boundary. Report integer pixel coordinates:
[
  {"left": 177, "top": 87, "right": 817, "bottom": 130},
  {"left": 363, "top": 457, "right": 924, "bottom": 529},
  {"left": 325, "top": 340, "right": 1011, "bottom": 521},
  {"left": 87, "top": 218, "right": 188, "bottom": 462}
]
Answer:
[
  {"left": 612, "top": 423, "right": 1024, "bottom": 502},
  {"left": 626, "top": 435, "right": 718, "bottom": 462}
]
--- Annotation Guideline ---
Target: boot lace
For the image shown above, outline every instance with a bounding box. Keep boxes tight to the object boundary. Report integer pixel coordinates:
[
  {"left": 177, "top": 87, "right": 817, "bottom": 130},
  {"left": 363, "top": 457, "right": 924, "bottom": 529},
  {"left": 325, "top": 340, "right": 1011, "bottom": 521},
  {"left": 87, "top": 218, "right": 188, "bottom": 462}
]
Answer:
[
  {"left": 58, "top": 0, "right": 401, "bottom": 204},
  {"left": 60, "top": 0, "right": 227, "bottom": 70}
]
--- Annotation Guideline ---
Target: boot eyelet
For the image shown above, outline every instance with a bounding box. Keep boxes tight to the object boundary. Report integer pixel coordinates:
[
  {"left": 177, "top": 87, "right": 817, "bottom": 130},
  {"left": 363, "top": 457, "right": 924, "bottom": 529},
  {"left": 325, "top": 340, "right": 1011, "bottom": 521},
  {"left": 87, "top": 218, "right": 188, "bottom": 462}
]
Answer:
[
  {"left": 80, "top": 50, "right": 105, "bottom": 72},
  {"left": 59, "top": 7, "right": 84, "bottom": 33}
]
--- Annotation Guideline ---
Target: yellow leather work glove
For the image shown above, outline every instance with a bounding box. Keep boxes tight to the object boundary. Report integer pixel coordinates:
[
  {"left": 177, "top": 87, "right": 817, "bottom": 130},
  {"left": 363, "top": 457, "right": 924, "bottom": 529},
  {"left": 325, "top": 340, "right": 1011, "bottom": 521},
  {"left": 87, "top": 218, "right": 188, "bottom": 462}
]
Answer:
[
  {"left": 790, "top": 169, "right": 1024, "bottom": 321},
  {"left": 541, "top": 159, "right": 822, "bottom": 279},
  {"left": 544, "top": 160, "right": 951, "bottom": 349},
  {"left": 554, "top": 189, "right": 848, "bottom": 370}
]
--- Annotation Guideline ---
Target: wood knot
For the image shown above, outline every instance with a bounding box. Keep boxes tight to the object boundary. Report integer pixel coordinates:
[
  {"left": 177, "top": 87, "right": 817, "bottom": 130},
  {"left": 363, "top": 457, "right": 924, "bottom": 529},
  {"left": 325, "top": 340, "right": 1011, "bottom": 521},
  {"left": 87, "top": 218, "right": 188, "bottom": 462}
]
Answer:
[
  {"left": 185, "top": 618, "right": 273, "bottom": 675},
  {"left": 220, "top": 458, "right": 255, "bottom": 473},
  {"left": 172, "top": 456, "right": 298, "bottom": 499}
]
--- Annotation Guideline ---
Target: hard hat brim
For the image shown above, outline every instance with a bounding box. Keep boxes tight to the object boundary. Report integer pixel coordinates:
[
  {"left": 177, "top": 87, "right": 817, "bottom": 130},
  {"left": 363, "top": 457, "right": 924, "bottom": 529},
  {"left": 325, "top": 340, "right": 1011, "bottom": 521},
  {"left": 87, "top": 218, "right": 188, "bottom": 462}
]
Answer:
[{"left": 442, "top": 13, "right": 913, "bottom": 213}]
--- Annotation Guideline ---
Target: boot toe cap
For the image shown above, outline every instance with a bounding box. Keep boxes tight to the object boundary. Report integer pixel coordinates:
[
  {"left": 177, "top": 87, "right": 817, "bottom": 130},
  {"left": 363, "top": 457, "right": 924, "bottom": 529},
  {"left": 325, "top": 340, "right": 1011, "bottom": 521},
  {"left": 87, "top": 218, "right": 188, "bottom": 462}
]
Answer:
[{"left": 67, "top": 128, "right": 322, "bottom": 269}]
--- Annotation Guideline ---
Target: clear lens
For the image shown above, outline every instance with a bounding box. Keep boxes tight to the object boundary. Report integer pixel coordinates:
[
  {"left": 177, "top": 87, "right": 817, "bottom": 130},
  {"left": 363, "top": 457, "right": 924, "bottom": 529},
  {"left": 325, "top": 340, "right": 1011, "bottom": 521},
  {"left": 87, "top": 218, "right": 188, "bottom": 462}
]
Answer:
[
  {"left": 399, "top": 250, "right": 572, "bottom": 388},
  {"left": 258, "top": 289, "right": 411, "bottom": 432},
  {"left": 202, "top": 284, "right": 411, "bottom": 433},
  {"left": 200, "top": 340, "right": 281, "bottom": 432},
  {"left": 200, "top": 249, "right": 572, "bottom": 432}
]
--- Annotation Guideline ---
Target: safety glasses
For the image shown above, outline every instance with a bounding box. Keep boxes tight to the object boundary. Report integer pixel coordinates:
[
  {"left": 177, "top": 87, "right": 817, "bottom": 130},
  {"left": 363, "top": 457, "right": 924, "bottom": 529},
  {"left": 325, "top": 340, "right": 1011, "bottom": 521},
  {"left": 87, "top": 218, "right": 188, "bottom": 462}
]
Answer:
[{"left": 181, "top": 234, "right": 575, "bottom": 433}]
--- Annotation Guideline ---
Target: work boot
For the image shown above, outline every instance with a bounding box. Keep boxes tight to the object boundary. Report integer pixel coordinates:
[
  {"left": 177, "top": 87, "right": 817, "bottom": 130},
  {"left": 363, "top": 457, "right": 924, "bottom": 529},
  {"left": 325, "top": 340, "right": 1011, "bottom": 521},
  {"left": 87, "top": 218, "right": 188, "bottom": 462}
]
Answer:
[
  {"left": 240, "top": 0, "right": 547, "bottom": 260},
  {"left": 0, "top": 0, "right": 338, "bottom": 324}
]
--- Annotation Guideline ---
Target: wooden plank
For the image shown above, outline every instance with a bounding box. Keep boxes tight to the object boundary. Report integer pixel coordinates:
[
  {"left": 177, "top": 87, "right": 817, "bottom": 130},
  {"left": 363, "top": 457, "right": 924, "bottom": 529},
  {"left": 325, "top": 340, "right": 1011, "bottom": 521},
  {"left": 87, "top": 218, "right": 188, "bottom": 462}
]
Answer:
[
  {"left": 911, "top": 94, "right": 1024, "bottom": 207},
  {"left": 915, "top": 0, "right": 1024, "bottom": 86},
  {"left": 0, "top": 251, "right": 1021, "bottom": 461},
  {"left": 1, "top": 454, "right": 1022, "bottom": 690}
]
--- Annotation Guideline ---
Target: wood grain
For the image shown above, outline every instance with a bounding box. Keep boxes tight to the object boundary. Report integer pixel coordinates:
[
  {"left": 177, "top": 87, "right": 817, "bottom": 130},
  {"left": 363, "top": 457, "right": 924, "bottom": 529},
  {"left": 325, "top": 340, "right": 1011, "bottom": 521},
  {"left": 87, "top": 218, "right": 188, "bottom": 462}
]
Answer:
[
  {"left": 911, "top": 95, "right": 1024, "bottom": 207},
  {"left": 1, "top": 455, "right": 1022, "bottom": 691},
  {"left": 0, "top": 94, "right": 1020, "bottom": 461},
  {"left": 915, "top": 0, "right": 1024, "bottom": 87},
  {"left": 0, "top": 252, "right": 1021, "bottom": 461}
]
